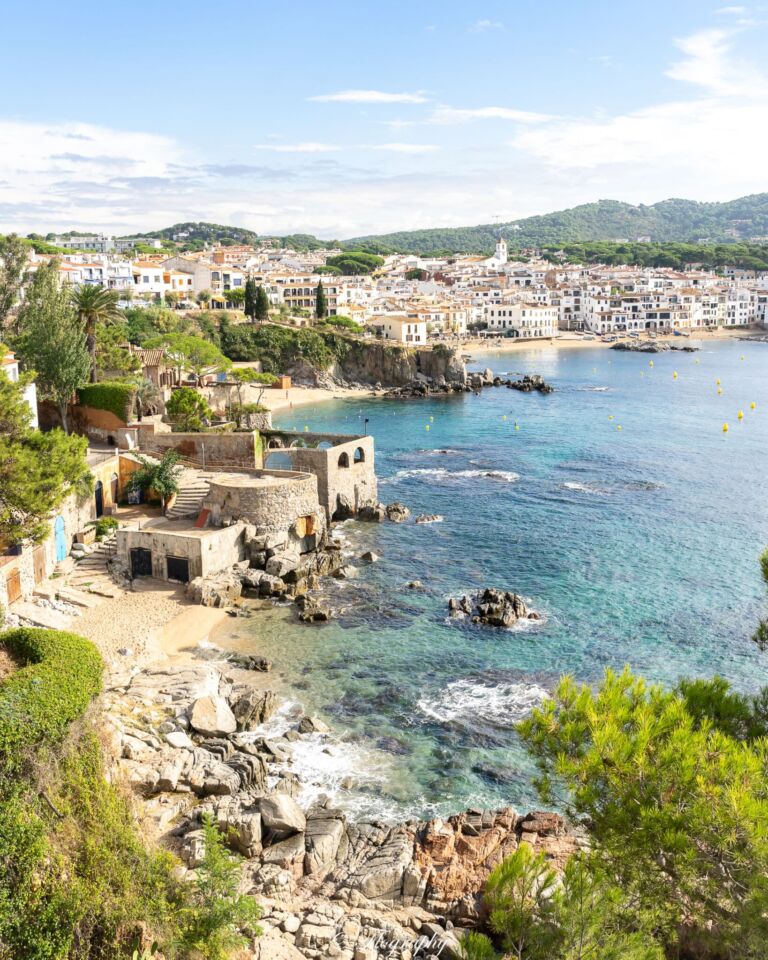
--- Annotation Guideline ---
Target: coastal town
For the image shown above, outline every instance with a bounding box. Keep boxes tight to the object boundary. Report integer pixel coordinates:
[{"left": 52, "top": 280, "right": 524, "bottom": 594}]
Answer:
[
  {"left": 3, "top": 218, "right": 768, "bottom": 959},
  {"left": 24, "top": 230, "right": 768, "bottom": 342}
]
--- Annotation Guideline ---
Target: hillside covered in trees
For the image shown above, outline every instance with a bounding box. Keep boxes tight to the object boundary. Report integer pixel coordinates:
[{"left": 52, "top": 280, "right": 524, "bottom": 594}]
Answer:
[{"left": 346, "top": 194, "right": 768, "bottom": 254}]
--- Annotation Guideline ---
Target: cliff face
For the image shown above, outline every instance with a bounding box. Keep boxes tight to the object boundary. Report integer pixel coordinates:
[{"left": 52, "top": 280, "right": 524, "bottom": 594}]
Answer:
[{"left": 328, "top": 342, "right": 467, "bottom": 387}]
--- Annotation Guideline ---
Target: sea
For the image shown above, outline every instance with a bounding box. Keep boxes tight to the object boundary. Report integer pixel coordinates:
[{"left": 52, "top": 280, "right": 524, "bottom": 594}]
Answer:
[{"left": 215, "top": 339, "right": 768, "bottom": 822}]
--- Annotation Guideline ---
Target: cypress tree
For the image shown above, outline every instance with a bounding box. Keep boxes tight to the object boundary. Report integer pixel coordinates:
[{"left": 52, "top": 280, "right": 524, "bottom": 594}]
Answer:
[
  {"left": 315, "top": 281, "right": 327, "bottom": 319},
  {"left": 255, "top": 285, "right": 270, "bottom": 322},
  {"left": 244, "top": 277, "right": 257, "bottom": 321}
]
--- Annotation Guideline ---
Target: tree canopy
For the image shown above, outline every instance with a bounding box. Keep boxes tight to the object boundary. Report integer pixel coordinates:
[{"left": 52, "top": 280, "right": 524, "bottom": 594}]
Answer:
[
  {"left": 14, "top": 261, "right": 90, "bottom": 432},
  {"left": 0, "top": 371, "right": 91, "bottom": 544}
]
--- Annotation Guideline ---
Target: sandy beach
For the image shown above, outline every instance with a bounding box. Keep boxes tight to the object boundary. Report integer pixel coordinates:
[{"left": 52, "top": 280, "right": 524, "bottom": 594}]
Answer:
[
  {"left": 257, "top": 383, "right": 376, "bottom": 414},
  {"left": 71, "top": 580, "right": 230, "bottom": 670},
  {"left": 457, "top": 326, "right": 759, "bottom": 356}
]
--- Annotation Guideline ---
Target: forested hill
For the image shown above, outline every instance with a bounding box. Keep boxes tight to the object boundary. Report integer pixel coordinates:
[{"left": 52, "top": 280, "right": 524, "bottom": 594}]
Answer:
[
  {"left": 120, "top": 222, "right": 330, "bottom": 253},
  {"left": 345, "top": 194, "right": 768, "bottom": 255}
]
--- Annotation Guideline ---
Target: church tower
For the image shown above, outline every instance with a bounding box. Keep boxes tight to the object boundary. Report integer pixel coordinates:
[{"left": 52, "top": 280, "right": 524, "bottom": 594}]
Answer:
[{"left": 495, "top": 235, "right": 508, "bottom": 264}]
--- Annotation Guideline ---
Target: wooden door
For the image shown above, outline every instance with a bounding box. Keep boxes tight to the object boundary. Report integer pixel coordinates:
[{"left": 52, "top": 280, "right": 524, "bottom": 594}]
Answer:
[
  {"left": 5, "top": 567, "right": 21, "bottom": 605},
  {"left": 33, "top": 546, "right": 46, "bottom": 584}
]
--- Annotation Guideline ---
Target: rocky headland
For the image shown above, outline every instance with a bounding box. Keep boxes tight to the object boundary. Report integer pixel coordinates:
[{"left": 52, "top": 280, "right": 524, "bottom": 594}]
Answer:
[{"left": 611, "top": 340, "right": 700, "bottom": 353}]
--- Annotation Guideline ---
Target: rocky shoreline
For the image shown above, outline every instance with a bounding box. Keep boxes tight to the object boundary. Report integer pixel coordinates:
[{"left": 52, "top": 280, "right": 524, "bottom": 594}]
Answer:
[
  {"left": 383, "top": 369, "right": 553, "bottom": 400},
  {"left": 104, "top": 655, "right": 583, "bottom": 960},
  {"left": 611, "top": 340, "right": 700, "bottom": 354}
]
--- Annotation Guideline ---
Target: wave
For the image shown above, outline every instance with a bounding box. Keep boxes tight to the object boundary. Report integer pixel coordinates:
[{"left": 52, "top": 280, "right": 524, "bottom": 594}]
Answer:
[
  {"left": 561, "top": 481, "right": 608, "bottom": 496},
  {"left": 383, "top": 467, "right": 520, "bottom": 485},
  {"left": 417, "top": 678, "right": 548, "bottom": 730}
]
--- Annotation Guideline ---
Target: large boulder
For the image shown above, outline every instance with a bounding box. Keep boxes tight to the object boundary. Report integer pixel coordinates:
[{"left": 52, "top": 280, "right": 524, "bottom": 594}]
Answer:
[
  {"left": 230, "top": 688, "right": 278, "bottom": 730},
  {"left": 260, "top": 793, "right": 307, "bottom": 837},
  {"left": 448, "top": 588, "right": 541, "bottom": 627},
  {"left": 385, "top": 502, "right": 411, "bottom": 523},
  {"left": 189, "top": 696, "right": 237, "bottom": 736},
  {"left": 186, "top": 574, "right": 242, "bottom": 608}
]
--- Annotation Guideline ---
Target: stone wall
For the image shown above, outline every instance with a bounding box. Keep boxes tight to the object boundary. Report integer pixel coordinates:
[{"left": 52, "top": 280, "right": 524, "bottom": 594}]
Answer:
[
  {"left": 139, "top": 426, "right": 263, "bottom": 469},
  {"left": 203, "top": 470, "right": 321, "bottom": 538},
  {"left": 116, "top": 521, "right": 247, "bottom": 582},
  {"left": 262, "top": 432, "right": 377, "bottom": 519}
]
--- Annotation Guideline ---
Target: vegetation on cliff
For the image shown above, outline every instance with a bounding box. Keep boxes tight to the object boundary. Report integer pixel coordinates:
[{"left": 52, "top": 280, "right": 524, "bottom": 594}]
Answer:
[{"left": 0, "top": 627, "right": 261, "bottom": 959}]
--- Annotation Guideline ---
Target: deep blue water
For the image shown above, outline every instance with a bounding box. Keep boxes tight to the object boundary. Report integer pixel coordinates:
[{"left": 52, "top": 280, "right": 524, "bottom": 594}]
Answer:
[{"left": 223, "top": 340, "right": 768, "bottom": 820}]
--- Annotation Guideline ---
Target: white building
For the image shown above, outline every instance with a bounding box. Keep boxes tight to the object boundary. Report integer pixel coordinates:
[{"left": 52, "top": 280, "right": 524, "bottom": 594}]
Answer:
[
  {"left": 485, "top": 303, "right": 559, "bottom": 339},
  {"left": 2, "top": 350, "right": 37, "bottom": 427},
  {"left": 373, "top": 313, "right": 427, "bottom": 344}
]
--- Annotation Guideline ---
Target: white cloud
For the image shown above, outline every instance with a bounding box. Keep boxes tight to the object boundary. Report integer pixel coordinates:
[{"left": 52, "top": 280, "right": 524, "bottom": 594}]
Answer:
[
  {"left": 429, "top": 105, "right": 554, "bottom": 124},
  {"left": 309, "top": 89, "right": 428, "bottom": 104},
  {"left": 254, "top": 142, "right": 340, "bottom": 153},
  {"left": 372, "top": 142, "right": 438, "bottom": 153},
  {"left": 469, "top": 19, "right": 504, "bottom": 32},
  {"left": 509, "top": 25, "right": 768, "bottom": 202},
  {"left": 715, "top": 5, "right": 747, "bottom": 14},
  {"left": 666, "top": 27, "right": 766, "bottom": 96}
]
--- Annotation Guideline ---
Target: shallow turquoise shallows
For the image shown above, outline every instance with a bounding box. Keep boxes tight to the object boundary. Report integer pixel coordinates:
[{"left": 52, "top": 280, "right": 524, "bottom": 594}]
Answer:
[{"left": 224, "top": 340, "right": 768, "bottom": 821}]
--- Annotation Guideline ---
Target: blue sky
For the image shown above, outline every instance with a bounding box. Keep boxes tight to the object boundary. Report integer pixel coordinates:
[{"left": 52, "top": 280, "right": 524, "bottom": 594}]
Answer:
[{"left": 0, "top": 1, "right": 765, "bottom": 237}]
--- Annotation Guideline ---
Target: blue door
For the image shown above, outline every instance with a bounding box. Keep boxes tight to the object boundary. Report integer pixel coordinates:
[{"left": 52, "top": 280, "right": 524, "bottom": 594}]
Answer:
[{"left": 54, "top": 516, "right": 67, "bottom": 562}]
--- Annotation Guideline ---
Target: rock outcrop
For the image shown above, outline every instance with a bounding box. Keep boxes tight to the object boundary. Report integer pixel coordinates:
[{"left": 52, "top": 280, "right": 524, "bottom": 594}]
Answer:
[
  {"left": 104, "top": 658, "right": 583, "bottom": 960},
  {"left": 449, "top": 588, "right": 542, "bottom": 627}
]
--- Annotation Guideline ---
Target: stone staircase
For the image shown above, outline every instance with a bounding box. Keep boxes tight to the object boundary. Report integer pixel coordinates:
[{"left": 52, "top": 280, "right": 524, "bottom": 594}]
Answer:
[
  {"left": 68, "top": 539, "right": 118, "bottom": 596},
  {"left": 166, "top": 470, "right": 213, "bottom": 520}
]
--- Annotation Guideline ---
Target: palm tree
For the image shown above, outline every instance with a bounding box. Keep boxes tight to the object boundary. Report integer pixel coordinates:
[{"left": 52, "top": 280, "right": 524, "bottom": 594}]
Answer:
[
  {"left": 70, "top": 285, "right": 121, "bottom": 382},
  {"left": 130, "top": 376, "right": 160, "bottom": 422}
]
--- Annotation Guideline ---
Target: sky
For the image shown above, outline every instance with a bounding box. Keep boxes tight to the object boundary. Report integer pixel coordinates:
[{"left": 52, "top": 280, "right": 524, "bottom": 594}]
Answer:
[{"left": 0, "top": 0, "right": 766, "bottom": 239}]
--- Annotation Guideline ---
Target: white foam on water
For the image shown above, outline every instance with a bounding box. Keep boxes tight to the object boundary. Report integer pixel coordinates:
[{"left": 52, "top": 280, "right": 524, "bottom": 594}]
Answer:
[
  {"left": 562, "top": 480, "right": 608, "bottom": 495},
  {"left": 243, "top": 699, "right": 395, "bottom": 815},
  {"left": 578, "top": 386, "right": 610, "bottom": 392},
  {"left": 383, "top": 467, "right": 520, "bottom": 485},
  {"left": 417, "top": 678, "right": 548, "bottom": 728}
]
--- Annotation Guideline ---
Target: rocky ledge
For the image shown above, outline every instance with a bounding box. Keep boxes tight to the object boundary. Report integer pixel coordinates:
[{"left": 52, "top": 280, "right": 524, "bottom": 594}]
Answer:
[
  {"left": 384, "top": 369, "right": 553, "bottom": 399},
  {"left": 448, "top": 589, "right": 542, "bottom": 628},
  {"left": 104, "top": 660, "right": 582, "bottom": 960},
  {"left": 611, "top": 340, "right": 699, "bottom": 353}
]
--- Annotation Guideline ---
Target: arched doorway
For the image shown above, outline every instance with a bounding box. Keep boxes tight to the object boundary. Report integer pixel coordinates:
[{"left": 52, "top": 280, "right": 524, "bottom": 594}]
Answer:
[
  {"left": 54, "top": 516, "right": 67, "bottom": 562},
  {"left": 94, "top": 481, "right": 104, "bottom": 518},
  {"left": 110, "top": 472, "right": 119, "bottom": 506}
]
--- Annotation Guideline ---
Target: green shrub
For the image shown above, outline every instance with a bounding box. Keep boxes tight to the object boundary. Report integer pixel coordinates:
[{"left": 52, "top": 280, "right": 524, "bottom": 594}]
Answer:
[
  {"left": 76, "top": 382, "right": 135, "bottom": 423},
  {"left": 317, "top": 315, "right": 364, "bottom": 333},
  {"left": 0, "top": 628, "right": 102, "bottom": 776},
  {"left": 87, "top": 516, "right": 119, "bottom": 539},
  {"left": 173, "top": 813, "right": 261, "bottom": 959}
]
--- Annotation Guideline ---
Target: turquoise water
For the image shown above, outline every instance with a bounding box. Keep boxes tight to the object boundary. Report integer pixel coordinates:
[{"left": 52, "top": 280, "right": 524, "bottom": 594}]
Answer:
[{"left": 227, "top": 340, "right": 768, "bottom": 820}]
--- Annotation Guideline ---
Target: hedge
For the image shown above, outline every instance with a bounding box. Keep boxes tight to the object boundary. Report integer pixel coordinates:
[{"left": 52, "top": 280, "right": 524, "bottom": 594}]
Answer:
[
  {"left": 0, "top": 628, "right": 103, "bottom": 776},
  {"left": 76, "top": 381, "right": 135, "bottom": 423}
]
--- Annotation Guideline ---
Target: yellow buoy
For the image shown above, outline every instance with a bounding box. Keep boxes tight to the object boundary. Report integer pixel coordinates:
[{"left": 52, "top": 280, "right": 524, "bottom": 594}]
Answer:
[
  {"left": 304, "top": 425, "right": 309, "bottom": 432},
  {"left": 716, "top": 379, "right": 721, "bottom": 385},
  {"left": 425, "top": 424, "right": 430, "bottom": 431},
  {"left": 608, "top": 415, "right": 614, "bottom": 421},
  {"left": 617, "top": 425, "right": 622, "bottom": 431},
  {"left": 723, "top": 423, "right": 729, "bottom": 433},
  {"left": 649, "top": 360, "right": 654, "bottom": 367},
  {"left": 717, "top": 388, "right": 722, "bottom": 395},
  {"left": 751, "top": 402, "right": 757, "bottom": 410},
  {"left": 501, "top": 414, "right": 507, "bottom": 421},
  {"left": 673, "top": 371, "right": 678, "bottom": 380},
  {"left": 515, "top": 422, "right": 520, "bottom": 431},
  {"left": 741, "top": 355, "right": 745, "bottom": 360},
  {"left": 429, "top": 416, "right": 434, "bottom": 422},
  {"left": 738, "top": 410, "right": 744, "bottom": 420}
]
